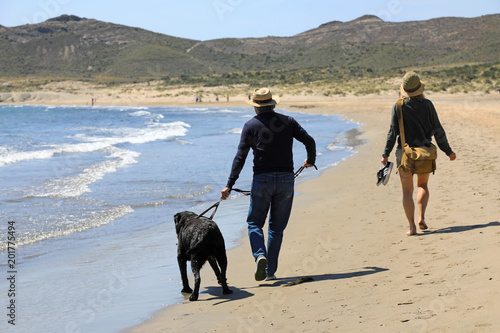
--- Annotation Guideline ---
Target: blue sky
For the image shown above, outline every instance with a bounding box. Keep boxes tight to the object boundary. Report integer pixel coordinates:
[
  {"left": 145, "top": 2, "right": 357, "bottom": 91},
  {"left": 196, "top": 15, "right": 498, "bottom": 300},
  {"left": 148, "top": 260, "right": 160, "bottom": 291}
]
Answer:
[{"left": 1, "top": 0, "right": 499, "bottom": 40}]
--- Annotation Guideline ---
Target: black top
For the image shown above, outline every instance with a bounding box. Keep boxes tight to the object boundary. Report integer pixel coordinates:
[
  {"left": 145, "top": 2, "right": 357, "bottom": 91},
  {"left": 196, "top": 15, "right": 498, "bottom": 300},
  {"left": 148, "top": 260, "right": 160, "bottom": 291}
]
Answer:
[
  {"left": 383, "top": 98, "right": 453, "bottom": 158},
  {"left": 226, "top": 110, "right": 316, "bottom": 188}
]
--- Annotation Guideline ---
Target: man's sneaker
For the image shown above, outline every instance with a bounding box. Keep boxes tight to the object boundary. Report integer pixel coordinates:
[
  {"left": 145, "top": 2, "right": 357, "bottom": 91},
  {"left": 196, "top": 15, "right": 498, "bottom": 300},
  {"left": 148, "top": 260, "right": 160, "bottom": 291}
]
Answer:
[
  {"left": 255, "top": 256, "right": 267, "bottom": 281},
  {"left": 377, "top": 161, "right": 394, "bottom": 186},
  {"left": 265, "top": 274, "right": 276, "bottom": 281}
]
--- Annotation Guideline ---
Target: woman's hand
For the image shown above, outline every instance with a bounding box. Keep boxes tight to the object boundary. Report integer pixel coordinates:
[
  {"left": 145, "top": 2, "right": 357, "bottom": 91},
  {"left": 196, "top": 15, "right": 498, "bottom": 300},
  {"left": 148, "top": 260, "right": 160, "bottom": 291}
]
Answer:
[{"left": 381, "top": 157, "right": 389, "bottom": 165}]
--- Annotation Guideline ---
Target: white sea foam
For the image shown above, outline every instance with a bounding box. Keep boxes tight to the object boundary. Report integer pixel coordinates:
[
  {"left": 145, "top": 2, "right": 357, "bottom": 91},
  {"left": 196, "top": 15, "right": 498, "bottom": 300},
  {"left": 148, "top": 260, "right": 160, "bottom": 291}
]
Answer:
[
  {"left": 184, "top": 107, "right": 209, "bottom": 112},
  {"left": 0, "top": 121, "right": 190, "bottom": 167},
  {"left": 27, "top": 147, "right": 140, "bottom": 198},
  {"left": 129, "top": 110, "right": 152, "bottom": 117},
  {"left": 227, "top": 128, "right": 242, "bottom": 134},
  {"left": 0, "top": 204, "right": 134, "bottom": 250},
  {"left": 175, "top": 138, "right": 194, "bottom": 145},
  {"left": 203, "top": 109, "right": 242, "bottom": 114},
  {"left": 326, "top": 142, "right": 344, "bottom": 151},
  {"left": 105, "top": 106, "right": 150, "bottom": 112}
]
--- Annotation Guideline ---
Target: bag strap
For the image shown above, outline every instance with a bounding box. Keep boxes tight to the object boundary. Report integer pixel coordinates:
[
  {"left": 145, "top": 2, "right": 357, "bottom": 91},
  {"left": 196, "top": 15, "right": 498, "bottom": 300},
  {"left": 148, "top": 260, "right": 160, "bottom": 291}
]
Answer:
[
  {"left": 396, "top": 98, "right": 407, "bottom": 173},
  {"left": 396, "top": 98, "right": 406, "bottom": 149}
]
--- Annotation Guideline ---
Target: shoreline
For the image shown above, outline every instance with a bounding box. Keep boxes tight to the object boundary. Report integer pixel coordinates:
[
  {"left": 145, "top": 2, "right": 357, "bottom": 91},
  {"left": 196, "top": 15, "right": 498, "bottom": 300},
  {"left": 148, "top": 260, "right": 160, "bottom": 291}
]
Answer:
[{"left": 123, "top": 93, "right": 500, "bottom": 332}]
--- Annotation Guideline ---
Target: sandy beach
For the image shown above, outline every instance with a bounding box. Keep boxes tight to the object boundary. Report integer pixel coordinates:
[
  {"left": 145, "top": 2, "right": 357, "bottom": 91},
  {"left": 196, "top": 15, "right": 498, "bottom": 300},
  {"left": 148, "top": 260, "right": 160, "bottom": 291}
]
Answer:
[
  {"left": 3, "top": 88, "right": 499, "bottom": 332},
  {"left": 117, "top": 90, "right": 499, "bottom": 333}
]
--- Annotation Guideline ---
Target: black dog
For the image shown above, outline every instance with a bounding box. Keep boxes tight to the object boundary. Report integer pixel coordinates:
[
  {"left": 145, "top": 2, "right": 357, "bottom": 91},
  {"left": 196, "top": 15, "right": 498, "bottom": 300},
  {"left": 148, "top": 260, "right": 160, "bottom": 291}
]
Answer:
[{"left": 174, "top": 211, "right": 233, "bottom": 301}]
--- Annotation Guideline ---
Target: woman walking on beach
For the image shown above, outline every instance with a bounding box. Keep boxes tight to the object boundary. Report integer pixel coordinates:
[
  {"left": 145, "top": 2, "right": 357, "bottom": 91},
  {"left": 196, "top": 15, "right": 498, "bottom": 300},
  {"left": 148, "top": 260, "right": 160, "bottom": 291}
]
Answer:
[{"left": 381, "top": 72, "right": 456, "bottom": 235}]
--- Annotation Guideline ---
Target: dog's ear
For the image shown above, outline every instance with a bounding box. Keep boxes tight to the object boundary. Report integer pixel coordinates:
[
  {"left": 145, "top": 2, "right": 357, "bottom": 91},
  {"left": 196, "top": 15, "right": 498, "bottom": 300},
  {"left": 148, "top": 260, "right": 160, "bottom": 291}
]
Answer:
[
  {"left": 174, "top": 212, "right": 181, "bottom": 225},
  {"left": 174, "top": 211, "right": 191, "bottom": 234},
  {"left": 174, "top": 212, "right": 183, "bottom": 234}
]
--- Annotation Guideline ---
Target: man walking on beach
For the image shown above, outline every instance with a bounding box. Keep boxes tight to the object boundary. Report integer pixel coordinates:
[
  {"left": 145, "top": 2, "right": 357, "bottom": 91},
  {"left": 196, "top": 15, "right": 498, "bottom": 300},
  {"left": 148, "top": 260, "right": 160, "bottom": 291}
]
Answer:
[{"left": 221, "top": 88, "right": 316, "bottom": 281}]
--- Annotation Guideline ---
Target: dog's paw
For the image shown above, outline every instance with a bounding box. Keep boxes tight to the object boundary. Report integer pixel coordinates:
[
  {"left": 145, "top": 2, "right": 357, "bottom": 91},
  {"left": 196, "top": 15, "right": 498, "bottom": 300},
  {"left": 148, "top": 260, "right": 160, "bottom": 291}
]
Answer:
[
  {"left": 189, "top": 293, "right": 199, "bottom": 301},
  {"left": 223, "top": 288, "right": 233, "bottom": 295},
  {"left": 181, "top": 287, "right": 193, "bottom": 294}
]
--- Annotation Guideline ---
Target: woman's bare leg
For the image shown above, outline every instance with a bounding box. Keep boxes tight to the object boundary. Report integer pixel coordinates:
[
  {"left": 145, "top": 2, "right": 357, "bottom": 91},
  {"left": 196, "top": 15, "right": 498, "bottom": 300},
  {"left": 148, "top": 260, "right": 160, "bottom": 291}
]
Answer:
[
  {"left": 399, "top": 169, "right": 416, "bottom": 235},
  {"left": 416, "top": 173, "right": 430, "bottom": 229}
]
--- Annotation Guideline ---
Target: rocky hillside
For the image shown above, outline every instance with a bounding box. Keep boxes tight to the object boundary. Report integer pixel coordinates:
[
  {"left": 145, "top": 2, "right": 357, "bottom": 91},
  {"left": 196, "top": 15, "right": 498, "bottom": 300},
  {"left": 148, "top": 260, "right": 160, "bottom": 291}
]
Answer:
[{"left": 0, "top": 14, "right": 499, "bottom": 79}]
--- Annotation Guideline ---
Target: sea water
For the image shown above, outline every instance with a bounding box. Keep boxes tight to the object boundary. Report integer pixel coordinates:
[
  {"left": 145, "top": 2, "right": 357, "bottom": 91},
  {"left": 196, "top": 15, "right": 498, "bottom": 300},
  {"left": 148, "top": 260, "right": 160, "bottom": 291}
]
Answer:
[{"left": 0, "top": 104, "right": 361, "bottom": 332}]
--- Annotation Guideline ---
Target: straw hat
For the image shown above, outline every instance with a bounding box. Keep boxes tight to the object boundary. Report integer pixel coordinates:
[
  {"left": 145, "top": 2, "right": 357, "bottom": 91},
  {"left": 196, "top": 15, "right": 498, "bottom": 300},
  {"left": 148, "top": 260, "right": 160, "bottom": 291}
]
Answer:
[
  {"left": 246, "top": 87, "right": 280, "bottom": 107},
  {"left": 400, "top": 71, "right": 425, "bottom": 97}
]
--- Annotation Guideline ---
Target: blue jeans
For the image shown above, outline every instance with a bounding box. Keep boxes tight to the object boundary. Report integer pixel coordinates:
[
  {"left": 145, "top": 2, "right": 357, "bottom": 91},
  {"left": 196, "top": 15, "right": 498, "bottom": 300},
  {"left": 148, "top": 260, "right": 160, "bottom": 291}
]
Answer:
[{"left": 247, "top": 172, "right": 294, "bottom": 276}]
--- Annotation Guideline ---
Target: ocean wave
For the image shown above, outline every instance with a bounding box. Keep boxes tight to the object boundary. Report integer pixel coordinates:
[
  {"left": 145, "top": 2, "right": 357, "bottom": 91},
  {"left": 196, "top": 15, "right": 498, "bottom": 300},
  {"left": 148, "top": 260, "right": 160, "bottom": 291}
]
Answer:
[
  {"left": 0, "top": 121, "right": 189, "bottom": 167},
  {"left": 102, "top": 106, "right": 150, "bottom": 112},
  {"left": 183, "top": 107, "right": 209, "bottom": 112},
  {"left": 0, "top": 205, "right": 134, "bottom": 251},
  {"left": 129, "top": 110, "right": 166, "bottom": 123},
  {"left": 26, "top": 147, "right": 140, "bottom": 198},
  {"left": 131, "top": 201, "right": 167, "bottom": 208},
  {"left": 175, "top": 138, "right": 194, "bottom": 145},
  {"left": 326, "top": 142, "right": 346, "bottom": 151},
  {"left": 203, "top": 109, "right": 242, "bottom": 114},
  {"left": 129, "top": 110, "right": 152, "bottom": 117},
  {"left": 227, "top": 128, "right": 242, "bottom": 134},
  {"left": 166, "top": 185, "right": 213, "bottom": 199},
  {"left": 81, "top": 121, "right": 190, "bottom": 145}
]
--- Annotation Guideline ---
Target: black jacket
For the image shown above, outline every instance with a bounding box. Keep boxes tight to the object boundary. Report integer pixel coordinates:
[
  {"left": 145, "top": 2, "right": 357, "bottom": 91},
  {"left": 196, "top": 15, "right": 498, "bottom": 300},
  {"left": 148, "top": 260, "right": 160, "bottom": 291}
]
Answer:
[
  {"left": 226, "top": 110, "right": 316, "bottom": 188},
  {"left": 383, "top": 97, "right": 453, "bottom": 158}
]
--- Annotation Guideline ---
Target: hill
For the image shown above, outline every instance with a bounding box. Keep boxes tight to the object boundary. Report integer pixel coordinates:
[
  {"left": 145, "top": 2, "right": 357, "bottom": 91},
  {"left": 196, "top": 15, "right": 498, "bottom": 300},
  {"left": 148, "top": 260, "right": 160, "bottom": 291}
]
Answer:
[{"left": 0, "top": 13, "right": 499, "bottom": 82}]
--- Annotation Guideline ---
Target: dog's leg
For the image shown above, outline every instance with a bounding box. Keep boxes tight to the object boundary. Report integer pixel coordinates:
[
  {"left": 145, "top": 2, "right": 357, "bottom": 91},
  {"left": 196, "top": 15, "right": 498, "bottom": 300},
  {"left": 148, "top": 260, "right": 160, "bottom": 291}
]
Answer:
[
  {"left": 208, "top": 256, "right": 222, "bottom": 281},
  {"left": 216, "top": 252, "right": 233, "bottom": 295},
  {"left": 189, "top": 258, "right": 202, "bottom": 301},
  {"left": 177, "top": 256, "right": 192, "bottom": 294}
]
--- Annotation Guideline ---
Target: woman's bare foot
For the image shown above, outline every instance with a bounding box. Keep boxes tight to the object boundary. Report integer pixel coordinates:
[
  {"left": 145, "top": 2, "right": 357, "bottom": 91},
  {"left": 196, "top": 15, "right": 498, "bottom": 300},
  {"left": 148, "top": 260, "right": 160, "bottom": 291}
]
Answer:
[
  {"left": 418, "top": 221, "right": 428, "bottom": 230},
  {"left": 407, "top": 225, "right": 417, "bottom": 236}
]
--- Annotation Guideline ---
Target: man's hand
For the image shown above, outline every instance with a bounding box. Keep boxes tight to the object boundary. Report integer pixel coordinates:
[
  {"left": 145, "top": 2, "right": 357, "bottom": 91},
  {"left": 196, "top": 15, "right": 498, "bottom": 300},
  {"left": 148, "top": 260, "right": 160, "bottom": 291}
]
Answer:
[
  {"left": 303, "top": 159, "right": 315, "bottom": 168},
  {"left": 448, "top": 152, "right": 457, "bottom": 161},
  {"left": 220, "top": 187, "right": 231, "bottom": 200},
  {"left": 381, "top": 157, "right": 389, "bottom": 165}
]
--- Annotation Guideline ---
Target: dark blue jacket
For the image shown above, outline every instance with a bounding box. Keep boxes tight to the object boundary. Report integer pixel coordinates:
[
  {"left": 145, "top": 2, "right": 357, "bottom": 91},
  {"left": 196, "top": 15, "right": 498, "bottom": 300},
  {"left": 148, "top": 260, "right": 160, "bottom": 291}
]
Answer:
[{"left": 226, "top": 110, "right": 316, "bottom": 188}]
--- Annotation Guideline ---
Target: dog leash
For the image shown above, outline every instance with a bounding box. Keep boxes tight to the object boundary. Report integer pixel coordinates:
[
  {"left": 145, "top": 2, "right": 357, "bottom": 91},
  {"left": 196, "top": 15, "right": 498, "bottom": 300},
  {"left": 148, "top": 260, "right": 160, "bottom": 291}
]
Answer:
[
  {"left": 196, "top": 200, "right": 221, "bottom": 220},
  {"left": 294, "top": 164, "right": 318, "bottom": 178},
  {"left": 229, "top": 164, "right": 318, "bottom": 196},
  {"left": 231, "top": 188, "right": 251, "bottom": 196},
  {"left": 195, "top": 188, "right": 249, "bottom": 220},
  {"left": 194, "top": 189, "right": 247, "bottom": 221},
  {"left": 195, "top": 165, "right": 318, "bottom": 220}
]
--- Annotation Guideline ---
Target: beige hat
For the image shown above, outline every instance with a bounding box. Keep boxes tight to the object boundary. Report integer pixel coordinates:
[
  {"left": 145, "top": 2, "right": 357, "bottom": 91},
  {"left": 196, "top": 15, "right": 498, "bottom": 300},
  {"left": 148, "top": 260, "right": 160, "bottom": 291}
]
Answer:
[
  {"left": 246, "top": 87, "right": 280, "bottom": 107},
  {"left": 400, "top": 71, "right": 425, "bottom": 97}
]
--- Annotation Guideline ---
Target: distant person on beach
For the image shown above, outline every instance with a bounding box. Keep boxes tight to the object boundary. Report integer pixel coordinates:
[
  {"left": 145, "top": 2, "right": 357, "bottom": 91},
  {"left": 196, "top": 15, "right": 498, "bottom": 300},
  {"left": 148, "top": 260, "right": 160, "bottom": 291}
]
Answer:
[
  {"left": 221, "top": 88, "right": 316, "bottom": 281},
  {"left": 381, "top": 72, "right": 456, "bottom": 236}
]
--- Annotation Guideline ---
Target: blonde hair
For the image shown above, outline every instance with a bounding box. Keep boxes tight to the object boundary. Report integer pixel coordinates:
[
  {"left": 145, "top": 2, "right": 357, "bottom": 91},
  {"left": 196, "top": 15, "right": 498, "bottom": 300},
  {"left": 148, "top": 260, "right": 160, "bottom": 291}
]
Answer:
[{"left": 410, "top": 93, "right": 425, "bottom": 101}]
